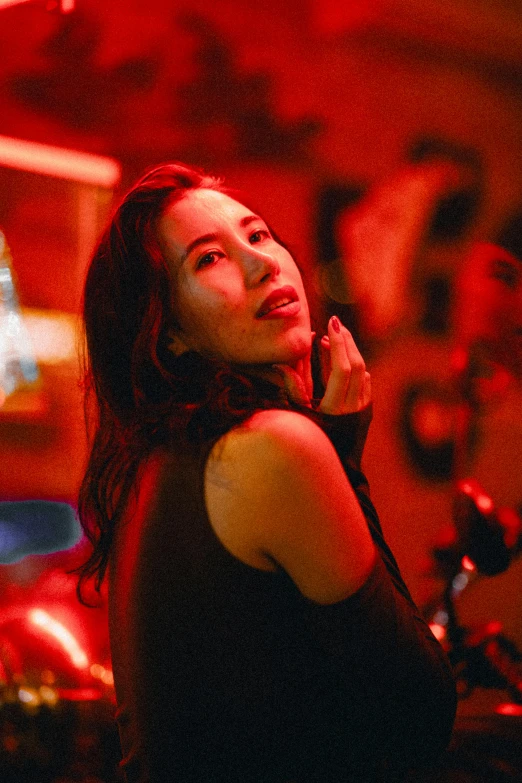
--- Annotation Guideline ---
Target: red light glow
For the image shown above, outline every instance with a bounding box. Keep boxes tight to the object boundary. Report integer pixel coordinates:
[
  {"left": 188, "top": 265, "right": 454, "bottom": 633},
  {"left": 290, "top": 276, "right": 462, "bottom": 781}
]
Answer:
[
  {"left": 90, "top": 662, "right": 114, "bottom": 686},
  {"left": 496, "top": 703, "right": 522, "bottom": 716},
  {"left": 57, "top": 687, "right": 102, "bottom": 701},
  {"left": 458, "top": 478, "right": 494, "bottom": 512},
  {"left": 429, "top": 623, "right": 446, "bottom": 642},
  {"left": 476, "top": 493, "right": 494, "bottom": 513},
  {"left": 28, "top": 608, "right": 89, "bottom": 669},
  {"left": 461, "top": 555, "right": 476, "bottom": 571}
]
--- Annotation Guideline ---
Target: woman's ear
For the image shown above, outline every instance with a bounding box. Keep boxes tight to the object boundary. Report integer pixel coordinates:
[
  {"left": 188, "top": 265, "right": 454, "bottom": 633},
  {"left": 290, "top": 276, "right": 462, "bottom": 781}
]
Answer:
[{"left": 167, "top": 328, "right": 190, "bottom": 357}]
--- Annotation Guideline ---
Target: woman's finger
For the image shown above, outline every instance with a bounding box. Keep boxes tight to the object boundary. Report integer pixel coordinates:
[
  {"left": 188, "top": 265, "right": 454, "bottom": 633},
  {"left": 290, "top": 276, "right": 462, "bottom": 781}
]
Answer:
[
  {"left": 341, "top": 329, "right": 367, "bottom": 409},
  {"left": 319, "top": 317, "right": 352, "bottom": 413},
  {"left": 319, "top": 318, "right": 372, "bottom": 414},
  {"left": 320, "top": 335, "right": 331, "bottom": 388}
]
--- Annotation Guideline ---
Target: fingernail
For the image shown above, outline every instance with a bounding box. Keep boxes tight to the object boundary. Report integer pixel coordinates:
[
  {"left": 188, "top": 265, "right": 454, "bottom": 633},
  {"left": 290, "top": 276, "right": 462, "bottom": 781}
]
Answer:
[{"left": 331, "top": 316, "right": 341, "bottom": 333}]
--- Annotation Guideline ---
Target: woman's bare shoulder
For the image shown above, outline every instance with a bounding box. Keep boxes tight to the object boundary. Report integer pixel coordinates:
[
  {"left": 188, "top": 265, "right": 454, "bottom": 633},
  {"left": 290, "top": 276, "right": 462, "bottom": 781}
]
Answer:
[
  {"left": 206, "top": 409, "right": 375, "bottom": 604},
  {"left": 222, "top": 408, "right": 335, "bottom": 462}
]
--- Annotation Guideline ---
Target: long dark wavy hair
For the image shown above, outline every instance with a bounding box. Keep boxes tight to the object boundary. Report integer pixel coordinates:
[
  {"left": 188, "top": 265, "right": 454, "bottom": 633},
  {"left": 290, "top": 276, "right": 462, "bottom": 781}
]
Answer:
[{"left": 76, "top": 162, "right": 317, "bottom": 602}]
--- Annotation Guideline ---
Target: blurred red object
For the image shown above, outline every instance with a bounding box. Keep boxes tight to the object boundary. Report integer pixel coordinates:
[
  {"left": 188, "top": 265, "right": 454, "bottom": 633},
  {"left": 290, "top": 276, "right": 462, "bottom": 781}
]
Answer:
[{"left": 0, "top": 552, "right": 111, "bottom": 698}]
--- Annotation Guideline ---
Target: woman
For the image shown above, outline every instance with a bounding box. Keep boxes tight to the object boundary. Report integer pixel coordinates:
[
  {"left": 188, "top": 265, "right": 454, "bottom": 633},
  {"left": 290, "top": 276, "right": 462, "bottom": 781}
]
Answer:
[{"left": 78, "top": 163, "right": 456, "bottom": 782}]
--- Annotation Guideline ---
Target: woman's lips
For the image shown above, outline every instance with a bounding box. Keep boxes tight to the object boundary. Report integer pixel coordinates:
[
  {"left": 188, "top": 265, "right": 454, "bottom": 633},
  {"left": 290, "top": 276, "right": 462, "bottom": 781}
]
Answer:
[
  {"left": 257, "top": 301, "right": 301, "bottom": 319},
  {"left": 256, "top": 285, "right": 299, "bottom": 318}
]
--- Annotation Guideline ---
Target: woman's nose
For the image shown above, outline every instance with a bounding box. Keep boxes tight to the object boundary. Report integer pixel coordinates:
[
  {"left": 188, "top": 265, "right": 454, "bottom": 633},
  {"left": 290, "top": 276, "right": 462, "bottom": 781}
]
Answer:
[{"left": 242, "top": 246, "right": 280, "bottom": 286}]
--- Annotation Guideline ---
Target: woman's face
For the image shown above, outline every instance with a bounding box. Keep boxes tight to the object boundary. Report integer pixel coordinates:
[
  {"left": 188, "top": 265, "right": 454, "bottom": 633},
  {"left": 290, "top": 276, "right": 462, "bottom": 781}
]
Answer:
[{"left": 157, "top": 188, "right": 312, "bottom": 368}]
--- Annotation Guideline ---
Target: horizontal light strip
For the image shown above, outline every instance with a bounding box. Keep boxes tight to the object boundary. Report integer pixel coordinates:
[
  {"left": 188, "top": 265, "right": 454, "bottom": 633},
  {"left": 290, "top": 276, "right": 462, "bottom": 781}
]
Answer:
[
  {"left": 0, "top": 0, "right": 75, "bottom": 9},
  {"left": 0, "top": 135, "right": 121, "bottom": 188},
  {"left": 0, "top": 0, "right": 32, "bottom": 8}
]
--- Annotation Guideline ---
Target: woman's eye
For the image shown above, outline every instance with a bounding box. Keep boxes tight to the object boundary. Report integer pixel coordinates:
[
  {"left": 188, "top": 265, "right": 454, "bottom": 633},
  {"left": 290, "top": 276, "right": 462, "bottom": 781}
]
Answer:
[
  {"left": 197, "top": 251, "right": 219, "bottom": 269},
  {"left": 249, "top": 229, "right": 270, "bottom": 244}
]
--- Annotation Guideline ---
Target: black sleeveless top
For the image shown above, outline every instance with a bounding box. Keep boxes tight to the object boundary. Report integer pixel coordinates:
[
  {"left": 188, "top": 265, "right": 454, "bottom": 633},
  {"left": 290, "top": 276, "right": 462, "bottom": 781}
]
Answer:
[{"left": 108, "top": 406, "right": 456, "bottom": 783}]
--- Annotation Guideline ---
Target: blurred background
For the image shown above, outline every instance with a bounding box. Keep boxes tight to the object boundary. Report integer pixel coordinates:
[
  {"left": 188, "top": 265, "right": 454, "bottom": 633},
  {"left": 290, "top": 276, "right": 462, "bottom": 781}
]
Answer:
[{"left": 0, "top": 1, "right": 521, "bottom": 780}]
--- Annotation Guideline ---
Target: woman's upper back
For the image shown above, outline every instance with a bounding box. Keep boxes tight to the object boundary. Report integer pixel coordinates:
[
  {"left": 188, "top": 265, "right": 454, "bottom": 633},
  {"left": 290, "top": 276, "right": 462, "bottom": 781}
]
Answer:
[{"left": 108, "top": 420, "right": 371, "bottom": 781}]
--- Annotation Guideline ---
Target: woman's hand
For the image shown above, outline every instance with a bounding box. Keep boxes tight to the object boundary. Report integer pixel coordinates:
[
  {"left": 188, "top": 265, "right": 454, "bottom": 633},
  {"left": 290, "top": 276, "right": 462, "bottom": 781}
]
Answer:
[
  {"left": 273, "top": 317, "right": 371, "bottom": 415},
  {"left": 318, "top": 316, "right": 371, "bottom": 415}
]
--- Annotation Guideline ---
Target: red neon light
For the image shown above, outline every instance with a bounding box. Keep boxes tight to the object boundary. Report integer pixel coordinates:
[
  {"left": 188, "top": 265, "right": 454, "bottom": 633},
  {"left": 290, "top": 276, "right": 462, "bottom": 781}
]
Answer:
[
  {"left": 28, "top": 608, "right": 89, "bottom": 669},
  {"left": 496, "top": 703, "right": 522, "bottom": 716}
]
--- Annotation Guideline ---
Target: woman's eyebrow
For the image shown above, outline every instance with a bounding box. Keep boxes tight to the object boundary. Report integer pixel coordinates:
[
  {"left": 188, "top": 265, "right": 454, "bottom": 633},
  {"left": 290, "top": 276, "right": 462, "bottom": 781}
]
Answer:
[
  {"left": 182, "top": 215, "right": 263, "bottom": 261},
  {"left": 182, "top": 233, "right": 218, "bottom": 261},
  {"left": 240, "top": 214, "right": 262, "bottom": 228}
]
